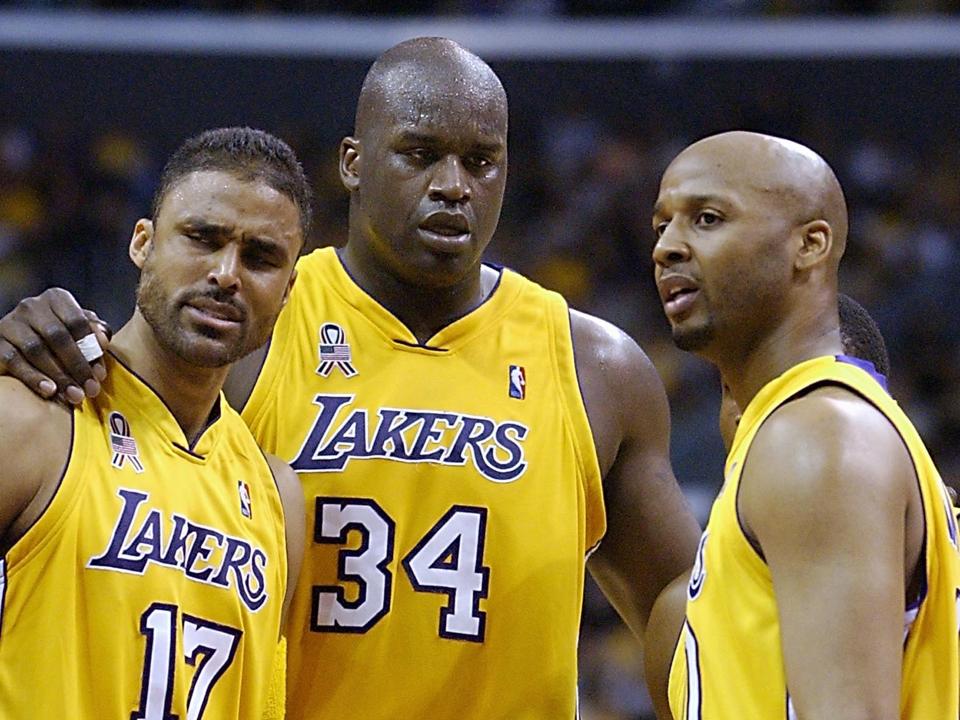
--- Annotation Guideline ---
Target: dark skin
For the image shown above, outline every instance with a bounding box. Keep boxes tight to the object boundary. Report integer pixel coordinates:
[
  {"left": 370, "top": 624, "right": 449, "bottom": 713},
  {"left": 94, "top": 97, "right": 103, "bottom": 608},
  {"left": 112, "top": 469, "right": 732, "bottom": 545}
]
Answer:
[
  {"left": 0, "top": 37, "right": 700, "bottom": 682},
  {"left": 0, "top": 170, "right": 305, "bottom": 630},
  {"left": 650, "top": 131, "right": 924, "bottom": 719}
]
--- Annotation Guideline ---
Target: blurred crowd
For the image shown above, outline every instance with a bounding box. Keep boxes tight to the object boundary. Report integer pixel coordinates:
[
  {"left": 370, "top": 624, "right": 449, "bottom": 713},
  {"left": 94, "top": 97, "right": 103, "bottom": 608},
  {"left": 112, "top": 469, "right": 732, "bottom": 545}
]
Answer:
[{"left": 2, "top": 65, "right": 960, "bottom": 718}]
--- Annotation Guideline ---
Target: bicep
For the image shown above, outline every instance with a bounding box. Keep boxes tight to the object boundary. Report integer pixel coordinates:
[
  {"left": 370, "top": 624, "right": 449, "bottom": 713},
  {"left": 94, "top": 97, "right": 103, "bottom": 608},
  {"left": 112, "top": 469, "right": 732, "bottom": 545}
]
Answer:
[
  {"left": 0, "top": 381, "right": 69, "bottom": 547},
  {"left": 644, "top": 571, "right": 691, "bottom": 720},
  {"left": 267, "top": 454, "right": 305, "bottom": 633},
  {"left": 743, "top": 407, "right": 909, "bottom": 719},
  {"left": 574, "top": 315, "right": 700, "bottom": 634}
]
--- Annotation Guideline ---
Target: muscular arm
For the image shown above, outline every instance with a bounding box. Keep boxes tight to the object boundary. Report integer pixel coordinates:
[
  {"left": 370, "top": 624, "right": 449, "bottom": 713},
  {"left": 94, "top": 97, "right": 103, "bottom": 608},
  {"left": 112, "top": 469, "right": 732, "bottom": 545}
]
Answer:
[
  {"left": 265, "top": 454, "right": 305, "bottom": 633},
  {"left": 739, "top": 388, "right": 918, "bottom": 720},
  {"left": 644, "top": 571, "right": 690, "bottom": 720},
  {"left": 572, "top": 310, "right": 701, "bottom": 637},
  {"left": 0, "top": 377, "right": 72, "bottom": 554}
]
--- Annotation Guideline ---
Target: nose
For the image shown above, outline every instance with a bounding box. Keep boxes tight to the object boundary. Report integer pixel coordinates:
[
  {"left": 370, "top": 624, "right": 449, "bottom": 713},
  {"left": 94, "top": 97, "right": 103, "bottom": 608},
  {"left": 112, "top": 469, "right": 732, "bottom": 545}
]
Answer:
[
  {"left": 428, "top": 155, "right": 471, "bottom": 204},
  {"left": 652, "top": 221, "right": 691, "bottom": 268},
  {"left": 208, "top": 244, "right": 241, "bottom": 292}
]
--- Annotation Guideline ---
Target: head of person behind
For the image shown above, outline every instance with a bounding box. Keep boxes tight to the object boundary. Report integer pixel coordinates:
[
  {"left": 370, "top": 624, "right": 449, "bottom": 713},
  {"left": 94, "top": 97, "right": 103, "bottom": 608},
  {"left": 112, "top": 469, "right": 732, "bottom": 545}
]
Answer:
[
  {"left": 338, "top": 36, "right": 509, "bottom": 340},
  {"left": 128, "top": 126, "right": 311, "bottom": 379},
  {"left": 717, "top": 292, "right": 891, "bottom": 451}
]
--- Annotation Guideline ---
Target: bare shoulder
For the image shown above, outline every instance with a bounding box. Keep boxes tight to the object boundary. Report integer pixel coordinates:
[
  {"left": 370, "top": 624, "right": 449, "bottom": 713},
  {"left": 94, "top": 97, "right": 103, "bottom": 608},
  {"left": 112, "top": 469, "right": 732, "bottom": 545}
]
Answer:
[
  {"left": 0, "top": 376, "right": 70, "bottom": 463},
  {"left": 569, "top": 310, "right": 658, "bottom": 378},
  {"left": 0, "top": 376, "right": 72, "bottom": 543},
  {"left": 569, "top": 310, "right": 670, "bottom": 473},
  {"left": 742, "top": 386, "right": 913, "bottom": 530}
]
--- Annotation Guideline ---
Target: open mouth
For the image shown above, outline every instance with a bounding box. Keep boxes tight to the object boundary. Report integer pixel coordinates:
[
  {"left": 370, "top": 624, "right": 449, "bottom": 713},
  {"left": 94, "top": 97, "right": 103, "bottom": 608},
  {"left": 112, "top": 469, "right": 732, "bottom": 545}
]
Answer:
[{"left": 658, "top": 275, "right": 700, "bottom": 318}]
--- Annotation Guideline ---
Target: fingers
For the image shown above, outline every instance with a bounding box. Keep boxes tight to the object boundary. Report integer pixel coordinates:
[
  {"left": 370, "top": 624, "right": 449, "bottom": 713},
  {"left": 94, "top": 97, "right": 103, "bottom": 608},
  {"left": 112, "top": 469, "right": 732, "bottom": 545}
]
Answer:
[
  {"left": 0, "top": 289, "right": 107, "bottom": 403},
  {"left": 0, "top": 338, "right": 59, "bottom": 399}
]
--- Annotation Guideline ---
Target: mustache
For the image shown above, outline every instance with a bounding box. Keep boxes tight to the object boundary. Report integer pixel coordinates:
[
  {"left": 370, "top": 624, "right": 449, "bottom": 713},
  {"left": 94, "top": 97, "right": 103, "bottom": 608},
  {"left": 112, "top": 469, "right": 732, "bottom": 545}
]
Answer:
[{"left": 179, "top": 288, "right": 247, "bottom": 320}]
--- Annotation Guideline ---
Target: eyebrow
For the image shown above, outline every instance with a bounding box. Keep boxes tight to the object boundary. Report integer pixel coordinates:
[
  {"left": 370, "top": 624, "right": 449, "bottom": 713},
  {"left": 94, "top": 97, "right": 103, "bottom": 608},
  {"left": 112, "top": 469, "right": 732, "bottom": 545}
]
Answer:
[
  {"left": 395, "top": 130, "right": 504, "bottom": 154},
  {"left": 653, "top": 194, "right": 729, "bottom": 216},
  {"left": 179, "top": 218, "right": 235, "bottom": 235},
  {"left": 180, "top": 218, "right": 288, "bottom": 257}
]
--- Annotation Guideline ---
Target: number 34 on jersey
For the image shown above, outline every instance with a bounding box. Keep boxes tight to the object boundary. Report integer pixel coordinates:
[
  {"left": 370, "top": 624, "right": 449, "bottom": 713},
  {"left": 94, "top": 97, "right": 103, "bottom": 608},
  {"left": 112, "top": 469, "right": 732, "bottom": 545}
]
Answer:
[{"left": 311, "top": 497, "right": 490, "bottom": 642}]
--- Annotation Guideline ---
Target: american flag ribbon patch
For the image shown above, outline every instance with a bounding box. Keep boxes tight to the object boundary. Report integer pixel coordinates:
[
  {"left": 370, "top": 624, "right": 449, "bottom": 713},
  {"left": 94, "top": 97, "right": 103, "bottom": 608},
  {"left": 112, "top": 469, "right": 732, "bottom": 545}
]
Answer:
[
  {"left": 317, "top": 323, "right": 358, "bottom": 378},
  {"left": 109, "top": 412, "right": 144, "bottom": 473}
]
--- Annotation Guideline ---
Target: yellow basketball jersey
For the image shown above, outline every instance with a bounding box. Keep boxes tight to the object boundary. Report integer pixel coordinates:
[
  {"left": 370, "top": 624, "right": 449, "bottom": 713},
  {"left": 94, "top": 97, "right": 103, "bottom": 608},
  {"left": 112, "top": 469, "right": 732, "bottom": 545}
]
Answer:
[
  {"left": 242, "top": 247, "right": 605, "bottom": 719},
  {"left": 668, "top": 355, "right": 960, "bottom": 719},
  {"left": 0, "top": 354, "right": 288, "bottom": 719}
]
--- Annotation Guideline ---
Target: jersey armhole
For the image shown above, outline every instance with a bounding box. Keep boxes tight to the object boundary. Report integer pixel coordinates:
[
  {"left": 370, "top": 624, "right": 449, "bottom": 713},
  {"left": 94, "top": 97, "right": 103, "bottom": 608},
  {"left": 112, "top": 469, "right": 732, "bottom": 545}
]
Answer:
[
  {"left": 3, "top": 406, "right": 80, "bottom": 569},
  {"left": 548, "top": 296, "right": 605, "bottom": 552}
]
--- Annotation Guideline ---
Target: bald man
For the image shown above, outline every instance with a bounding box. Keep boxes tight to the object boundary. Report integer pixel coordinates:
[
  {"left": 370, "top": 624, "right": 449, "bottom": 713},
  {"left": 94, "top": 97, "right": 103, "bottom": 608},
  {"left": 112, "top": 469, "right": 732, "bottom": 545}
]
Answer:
[
  {"left": 650, "top": 131, "right": 960, "bottom": 719},
  {"left": 644, "top": 292, "right": 894, "bottom": 720},
  {"left": 0, "top": 39, "right": 700, "bottom": 719}
]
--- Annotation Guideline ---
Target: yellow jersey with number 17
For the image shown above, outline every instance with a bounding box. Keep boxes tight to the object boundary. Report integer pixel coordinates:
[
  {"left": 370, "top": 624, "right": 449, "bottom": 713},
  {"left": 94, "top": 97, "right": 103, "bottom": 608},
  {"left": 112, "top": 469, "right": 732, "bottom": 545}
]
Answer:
[
  {"left": 242, "top": 247, "right": 605, "bottom": 719},
  {"left": 668, "top": 355, "right": 960, "bottom": 719},
  {"left": 0, "top": 354, "right": 287, "bottom": 719}
]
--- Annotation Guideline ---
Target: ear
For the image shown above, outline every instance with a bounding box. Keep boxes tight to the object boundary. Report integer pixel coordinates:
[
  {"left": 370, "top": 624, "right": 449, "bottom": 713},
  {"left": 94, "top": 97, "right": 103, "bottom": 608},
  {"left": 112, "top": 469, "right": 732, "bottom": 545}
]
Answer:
[
  {"left": 129, "top": 219, "right": 154, "bottom": 269},
  {"left": 280, "top": 267, "right": 298, "bottom": 309},
  {"left": 339, "top": 136, "right": 361, "bottom": 192},
  {"left": 794, "top": 219, "right": 833, "bottom": 271}
]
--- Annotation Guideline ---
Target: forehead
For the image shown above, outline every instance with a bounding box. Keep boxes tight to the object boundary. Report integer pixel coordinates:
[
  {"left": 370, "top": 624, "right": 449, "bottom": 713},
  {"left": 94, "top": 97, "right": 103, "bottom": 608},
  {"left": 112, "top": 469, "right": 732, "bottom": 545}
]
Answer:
[
  {"left": 656, "top": 145, "right": 776, "bottom": 210},
  {"left": 159, "top": 170, "right": 301, "bottom": 239},
  {"left": 372, "top": 71, "right": 507, "bottom": 141}
]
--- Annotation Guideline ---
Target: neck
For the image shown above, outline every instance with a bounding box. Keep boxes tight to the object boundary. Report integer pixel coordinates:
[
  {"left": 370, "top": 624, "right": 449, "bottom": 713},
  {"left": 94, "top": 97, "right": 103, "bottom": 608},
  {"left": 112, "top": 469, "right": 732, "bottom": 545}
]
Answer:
[
  {"left": 716, "top": 305, "right": 842, "bottom": 414},
  {"left": 110, "top": 313, "right": 228, "bottom": 445},
  {"left": 337, "top": 244, "right": 494, "bottom": 344}
]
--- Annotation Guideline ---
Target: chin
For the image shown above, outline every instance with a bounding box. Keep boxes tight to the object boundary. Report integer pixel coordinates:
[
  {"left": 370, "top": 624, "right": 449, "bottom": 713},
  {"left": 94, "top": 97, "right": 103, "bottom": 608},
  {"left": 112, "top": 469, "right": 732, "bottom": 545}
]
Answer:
[{"left": 672, "top": 323, "right": 715, "bottom": 353}]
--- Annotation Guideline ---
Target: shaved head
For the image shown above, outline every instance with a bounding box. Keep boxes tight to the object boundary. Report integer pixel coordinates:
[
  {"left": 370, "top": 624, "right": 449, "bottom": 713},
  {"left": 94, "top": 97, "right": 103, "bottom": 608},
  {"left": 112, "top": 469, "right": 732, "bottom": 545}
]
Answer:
[
  {"left": 665, "top": 131, "right": 848, "bottom": 262},
  {"left": 355, "top": 37, "right": 507, "bottom": 139},
  {"left": 653, "top": 131, "right": 849, "bottom": 364}
]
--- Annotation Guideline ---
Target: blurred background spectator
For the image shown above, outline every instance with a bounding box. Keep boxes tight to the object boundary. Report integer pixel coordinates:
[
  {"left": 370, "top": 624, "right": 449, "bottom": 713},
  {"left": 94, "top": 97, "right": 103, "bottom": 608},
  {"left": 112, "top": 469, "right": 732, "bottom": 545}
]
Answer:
[{"left": 2, "top": 6, "right": 959, "bottom": 717}]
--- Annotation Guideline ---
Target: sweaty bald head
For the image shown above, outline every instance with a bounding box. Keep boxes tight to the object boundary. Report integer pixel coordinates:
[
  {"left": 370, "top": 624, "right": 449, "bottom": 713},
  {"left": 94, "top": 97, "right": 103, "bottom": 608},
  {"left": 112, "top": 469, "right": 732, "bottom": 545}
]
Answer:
[
  {"left": 355, "top": 37, "right": 507, "bottom": 139},
  {"left": 665, "top": 131, "right": 848, "bottom": 262}
]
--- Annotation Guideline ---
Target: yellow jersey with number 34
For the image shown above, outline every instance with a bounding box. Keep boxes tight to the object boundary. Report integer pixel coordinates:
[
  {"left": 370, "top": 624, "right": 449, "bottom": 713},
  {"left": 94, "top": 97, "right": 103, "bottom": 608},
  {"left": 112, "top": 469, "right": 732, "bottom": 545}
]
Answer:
[
  {"left": 0, "top": 355, "right": 287, "bottom": 719},
  {"left": 242, "top": 247, "right": 605, "bottom": 719},
  {"left": 668, "top": 355, "right": 960, "bottom": 719}
]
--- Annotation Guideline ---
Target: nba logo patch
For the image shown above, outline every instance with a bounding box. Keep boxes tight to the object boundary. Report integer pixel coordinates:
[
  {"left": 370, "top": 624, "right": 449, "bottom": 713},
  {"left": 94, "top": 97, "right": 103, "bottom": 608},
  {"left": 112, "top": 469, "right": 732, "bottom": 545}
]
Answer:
[
  {"left": 238, "top": 481, "right": 252, "bottom": 519},
  {"left": 508, "top": 365, "right": 526, "bottom": 400}
]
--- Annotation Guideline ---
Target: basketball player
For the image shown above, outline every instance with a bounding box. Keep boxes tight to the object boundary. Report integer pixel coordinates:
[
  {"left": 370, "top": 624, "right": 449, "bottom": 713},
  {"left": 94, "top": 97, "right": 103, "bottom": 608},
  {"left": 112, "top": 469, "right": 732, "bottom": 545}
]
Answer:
[
  {"left": 650, "top": 131, "right": 959, "bottom": 718},
  {"left": 0, "top": 39, "right": 700, "bottom": 718},
  {"left": 0, "top": 127, "right": 306, "bottom": 718},
  {"left": 644, "top": 291, "right": 895, "bottom": 719}
]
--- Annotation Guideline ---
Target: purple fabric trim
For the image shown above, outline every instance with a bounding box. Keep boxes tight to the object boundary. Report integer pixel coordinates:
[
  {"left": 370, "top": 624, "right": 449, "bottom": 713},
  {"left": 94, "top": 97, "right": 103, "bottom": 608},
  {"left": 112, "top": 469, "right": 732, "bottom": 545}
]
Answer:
[{"left": 836, "top": 354, "right": 889, "bottom": 392}]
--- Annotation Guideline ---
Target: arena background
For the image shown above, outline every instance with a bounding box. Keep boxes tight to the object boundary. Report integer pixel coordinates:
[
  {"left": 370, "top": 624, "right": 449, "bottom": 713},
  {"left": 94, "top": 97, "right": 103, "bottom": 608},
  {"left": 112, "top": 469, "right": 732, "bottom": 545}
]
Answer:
[{"left": 2, "top": 4, "right": 959, "bottom": 716}]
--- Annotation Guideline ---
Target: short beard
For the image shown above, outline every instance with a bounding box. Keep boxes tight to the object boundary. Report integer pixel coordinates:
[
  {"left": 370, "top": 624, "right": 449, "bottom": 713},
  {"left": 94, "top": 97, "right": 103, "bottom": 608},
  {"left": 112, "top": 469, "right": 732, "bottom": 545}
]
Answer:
[
  {"left": 672, "top": 322, "right": 715, "bottom": 353},
  {"left": 136, "top": 264, "right": 269, "bottom": 368}
]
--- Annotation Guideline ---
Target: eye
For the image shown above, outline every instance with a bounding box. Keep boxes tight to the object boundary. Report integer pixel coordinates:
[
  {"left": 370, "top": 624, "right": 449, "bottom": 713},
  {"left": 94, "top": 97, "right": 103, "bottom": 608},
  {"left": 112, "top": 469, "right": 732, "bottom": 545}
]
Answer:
[
  {"left": 403, "top": 148, "right": 436, "bottom": 164},
  {"left": 696, "top": 210, "right": 722, "bottom": 227},
  {"left": 654, "top": 220, "right": 669, "bottom": 237},
  {"left": 186, "top": 232, "right": 215, "bottom": 247},
  {"left": 467, "top": 155, "right": 492, "bottom": 170}
]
